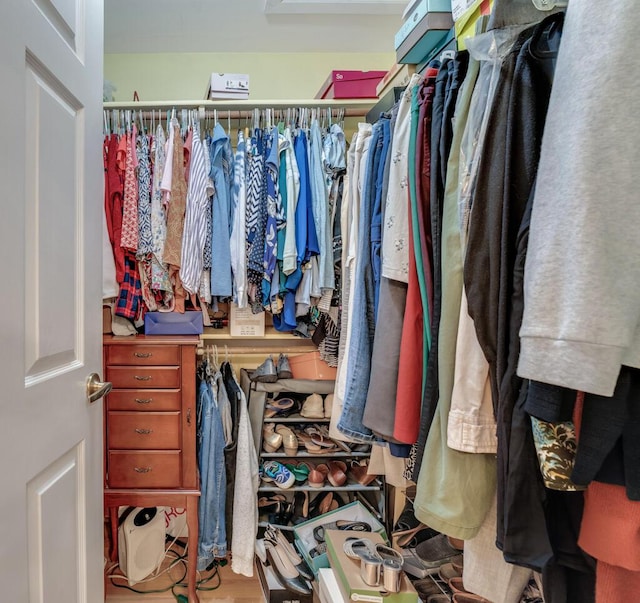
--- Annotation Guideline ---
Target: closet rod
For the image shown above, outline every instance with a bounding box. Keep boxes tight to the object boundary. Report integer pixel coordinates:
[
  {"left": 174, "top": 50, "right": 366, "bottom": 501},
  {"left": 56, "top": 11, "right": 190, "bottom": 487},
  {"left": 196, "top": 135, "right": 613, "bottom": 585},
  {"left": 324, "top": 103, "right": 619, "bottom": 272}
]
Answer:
[{"left": 104, "top": 98, "right": 374, "bottom": 117}]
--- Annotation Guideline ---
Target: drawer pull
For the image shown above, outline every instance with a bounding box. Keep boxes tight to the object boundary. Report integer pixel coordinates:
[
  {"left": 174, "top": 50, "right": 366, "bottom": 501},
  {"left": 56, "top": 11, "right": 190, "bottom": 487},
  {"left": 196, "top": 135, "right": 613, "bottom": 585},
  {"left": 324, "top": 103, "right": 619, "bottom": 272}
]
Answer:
[
  {"left": 134, "top": 428, "right": 153, "bottom": 435},
  {"left": 134, "top": 352, "right": 152, "bottom": 358},
  {"left": 135, "top": 398, "right": 152, "bottom": 404},
  {"left": 134, "top": 375, "right": 152, "bottom": 381},
  {"left": 134, "top": 467, "right": 152, "bottom": 473}
]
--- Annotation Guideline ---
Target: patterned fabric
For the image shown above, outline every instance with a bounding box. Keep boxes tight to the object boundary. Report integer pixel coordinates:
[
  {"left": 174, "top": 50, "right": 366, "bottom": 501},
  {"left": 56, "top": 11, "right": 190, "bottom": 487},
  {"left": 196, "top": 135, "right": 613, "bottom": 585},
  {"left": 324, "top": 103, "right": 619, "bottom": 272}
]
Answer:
[
  {"left": 150, "top": 125, "right": 171, "bottom": 291},
  {"left": 246, "top": 132, "right": 267, "bottom": 297},
  {"left": 164, "top": 120, "right": 188, "bottom": 267},
  {"left": 180, "top": 125, "right": 211, "bottom": 294},
  {"left": 530, "top": 417, "right": 585, "bottom": 491},
  {"left": 262, "top": 128, "right": 280, "bottom": 304},
  {"left": 136, "top": 133, "right": 153, "bottom": 256},
  {"left": 115, "top": 250, "right": 143, "bottom": 320},
  {"left": 202, "top": 136, "right": 213, "bottom": 270},
  {"left": 137, "top": 259, "right": 157, "bottom": 312},
  {"left": 230, "top": 132, "right": 248, "bottom": 308},
  {"left": 120, "top": 131, "right": 139, "bottom": 250}
]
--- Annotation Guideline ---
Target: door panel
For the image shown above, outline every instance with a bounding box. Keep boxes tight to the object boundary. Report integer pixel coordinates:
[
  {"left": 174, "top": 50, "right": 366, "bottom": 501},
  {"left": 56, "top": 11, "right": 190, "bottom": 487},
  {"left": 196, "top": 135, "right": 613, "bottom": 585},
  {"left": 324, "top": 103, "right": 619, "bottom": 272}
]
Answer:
[
  {"left": 24, "top": 56, "right": 82, "bottom": 381},
  {"left": 27, "top": 444, "right": 85, "bottom": 603},
  {"left": 0, "top": 0, "right": 104, "bottom": 600}
]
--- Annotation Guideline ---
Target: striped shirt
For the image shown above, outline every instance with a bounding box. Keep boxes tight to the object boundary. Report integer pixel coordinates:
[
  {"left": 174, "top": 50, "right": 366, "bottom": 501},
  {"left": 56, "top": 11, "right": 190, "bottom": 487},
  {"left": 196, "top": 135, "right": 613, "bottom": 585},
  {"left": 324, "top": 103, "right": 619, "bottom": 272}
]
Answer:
[{"left": 180, "top": 125, "right": 211, "bottom": 294}]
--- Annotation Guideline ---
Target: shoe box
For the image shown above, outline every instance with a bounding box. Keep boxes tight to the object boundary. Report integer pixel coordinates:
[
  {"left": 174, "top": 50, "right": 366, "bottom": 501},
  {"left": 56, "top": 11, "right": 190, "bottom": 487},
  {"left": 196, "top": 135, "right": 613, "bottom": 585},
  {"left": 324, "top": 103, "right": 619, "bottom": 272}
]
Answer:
[
  {"left": 293, "top": 501, "right": 387, "bottom": 577},
  {"left": 325, "top": 530, "right": 419, "bottom": 603},
  {"left": 255, "top": 555, "right": 317, "bottom": 603}
]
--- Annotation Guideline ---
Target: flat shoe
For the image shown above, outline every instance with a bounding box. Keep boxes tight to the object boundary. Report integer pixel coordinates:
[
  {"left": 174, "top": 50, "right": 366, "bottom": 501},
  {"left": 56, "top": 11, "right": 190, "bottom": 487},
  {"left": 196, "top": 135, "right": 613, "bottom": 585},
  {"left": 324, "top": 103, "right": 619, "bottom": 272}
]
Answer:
[
  {"left": 327, "top": 460, "right": 348, "bottom": 487},
  {"left": 300, "top": 393, "right": 324, "bottom": 419},
  {"left": 263, "top": 424, "right": 283, "bottom": 453},
  {"left": 449, "top": 577, "right": 465, "bottom": 595},
  {"left": 276, "top": 424, "right": 298, "bottom": 456},
  {"left": 308, "top": 463, "right": 329, "bottom": 488},
  {"left": 427, "top": 596, "right": 451, "bottom": 603}
]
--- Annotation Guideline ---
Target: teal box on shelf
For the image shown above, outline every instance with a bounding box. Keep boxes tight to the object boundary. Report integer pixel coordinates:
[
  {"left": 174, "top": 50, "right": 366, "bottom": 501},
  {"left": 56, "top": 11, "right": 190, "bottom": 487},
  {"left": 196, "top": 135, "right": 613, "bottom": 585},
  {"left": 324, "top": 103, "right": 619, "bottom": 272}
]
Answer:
[
  {"left": 293, "top": 501, "right": 386, "bottom": 577},
  {"left": 395, "top": 0, "right": 453, "bottom": 49},
  {"left": 396, "top": 16, "right": 453, "bottom": 65}
]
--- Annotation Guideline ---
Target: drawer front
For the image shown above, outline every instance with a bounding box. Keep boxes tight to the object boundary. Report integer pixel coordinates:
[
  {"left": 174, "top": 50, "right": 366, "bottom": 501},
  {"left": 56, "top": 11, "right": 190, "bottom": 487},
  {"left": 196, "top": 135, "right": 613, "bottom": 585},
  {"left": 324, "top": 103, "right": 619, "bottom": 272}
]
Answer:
[
  {"left": 108, "top": 451, "right": 181, "bottom": 488},
  {"left": 108, "top": 412, "right": 180, "bottom": 450},
  {"left": 107, "top": 389, "right": 181, "bottom": 412},
  {"left": 106, "top": 344, "right": 180, "bottom": 366},
  {"left": 106, "top": 366, "right": 180, "bottom": 389}
]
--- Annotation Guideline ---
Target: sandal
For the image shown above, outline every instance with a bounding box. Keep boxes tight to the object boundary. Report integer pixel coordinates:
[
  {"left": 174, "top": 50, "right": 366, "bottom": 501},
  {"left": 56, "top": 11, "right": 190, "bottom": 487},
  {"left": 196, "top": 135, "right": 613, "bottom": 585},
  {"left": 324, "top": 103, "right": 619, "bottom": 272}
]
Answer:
[
  {"left": 265, "top": 397, "right": 295, "bottom": 419},
  {"left": 293, "top": 428, "right": 324, "bottom": 454},
  {"left": 263, "top": 424, "right": 283, "bottom": 453}
]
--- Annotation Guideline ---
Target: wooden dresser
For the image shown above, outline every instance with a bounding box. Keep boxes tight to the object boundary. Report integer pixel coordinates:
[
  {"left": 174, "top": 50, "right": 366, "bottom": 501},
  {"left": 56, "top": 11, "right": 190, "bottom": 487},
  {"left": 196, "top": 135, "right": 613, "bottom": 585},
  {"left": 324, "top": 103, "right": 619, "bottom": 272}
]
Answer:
[{"left": 103, "top": 335, "right": 200, "bottom": 603}]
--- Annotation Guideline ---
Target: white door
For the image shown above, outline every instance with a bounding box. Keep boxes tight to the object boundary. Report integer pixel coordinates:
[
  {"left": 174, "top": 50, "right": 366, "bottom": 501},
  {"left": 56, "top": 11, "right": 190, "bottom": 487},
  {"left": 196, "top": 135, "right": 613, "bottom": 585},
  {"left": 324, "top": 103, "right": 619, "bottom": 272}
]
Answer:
[{"left": 0, "top": 0, "right": 105, "bottom": 601}]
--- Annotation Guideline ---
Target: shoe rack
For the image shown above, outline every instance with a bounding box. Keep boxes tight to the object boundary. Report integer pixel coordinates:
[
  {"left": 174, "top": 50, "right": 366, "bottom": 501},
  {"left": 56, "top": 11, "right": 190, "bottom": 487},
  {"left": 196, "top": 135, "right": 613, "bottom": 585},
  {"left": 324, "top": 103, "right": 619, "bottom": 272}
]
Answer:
[{"left": 239, "top": 369, "right": 385, "bottom": 531}]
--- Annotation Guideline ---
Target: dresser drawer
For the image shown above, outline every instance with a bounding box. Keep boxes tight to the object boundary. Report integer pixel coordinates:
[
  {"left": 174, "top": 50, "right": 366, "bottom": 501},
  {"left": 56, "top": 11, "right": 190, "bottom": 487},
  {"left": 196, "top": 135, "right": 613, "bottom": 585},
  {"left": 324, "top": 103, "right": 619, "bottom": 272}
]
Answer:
[
  {"left": 108, "top": 412, "right": 180, "bottom": 450},
  {"left": 107, "top": 389, "right": 181, "bottom": 411},
  {"left": 106, "top": 344, "right": 180, "bottom": 366},
  {"left": 106, "top": 366, "right": 180, "bottom": 389},
  {"left": 108, "top": 451, "right": 181, "bottom": 488}
]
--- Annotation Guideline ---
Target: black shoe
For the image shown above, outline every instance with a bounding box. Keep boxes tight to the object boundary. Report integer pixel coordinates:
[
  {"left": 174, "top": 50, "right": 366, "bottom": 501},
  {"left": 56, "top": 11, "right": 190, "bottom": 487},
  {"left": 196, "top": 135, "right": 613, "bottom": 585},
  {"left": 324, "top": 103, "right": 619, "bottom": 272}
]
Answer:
[
  {"left": 277, "top": 353, "right": 293, "bottom": 380},
  {"left": 250, "top": 355, "right": 278, "bottom": 383}
]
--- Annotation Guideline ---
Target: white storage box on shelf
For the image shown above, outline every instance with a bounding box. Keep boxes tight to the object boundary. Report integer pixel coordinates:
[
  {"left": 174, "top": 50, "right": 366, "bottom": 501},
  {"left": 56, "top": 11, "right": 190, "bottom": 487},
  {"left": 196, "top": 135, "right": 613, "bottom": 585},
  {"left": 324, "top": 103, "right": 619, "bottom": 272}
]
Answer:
[{"left": 205, "top": 73, "right": 250, "bottom": 100}]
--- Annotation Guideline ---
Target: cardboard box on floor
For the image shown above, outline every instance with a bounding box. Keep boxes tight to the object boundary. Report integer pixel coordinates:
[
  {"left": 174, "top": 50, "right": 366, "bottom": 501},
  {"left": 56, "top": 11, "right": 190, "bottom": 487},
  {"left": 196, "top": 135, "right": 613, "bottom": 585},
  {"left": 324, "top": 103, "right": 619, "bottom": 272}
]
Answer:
[{"left": 326, "top": 530, "right": 419, "bottom": 603}]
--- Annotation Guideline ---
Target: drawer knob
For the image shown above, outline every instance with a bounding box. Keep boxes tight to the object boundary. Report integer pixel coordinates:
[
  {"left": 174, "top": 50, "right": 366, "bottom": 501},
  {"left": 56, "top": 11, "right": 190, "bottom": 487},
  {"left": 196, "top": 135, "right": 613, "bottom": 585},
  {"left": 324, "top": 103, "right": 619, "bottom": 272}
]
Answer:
[
  {"left": 134, "top": 352, "right": 152, "bottom": 358},
  {"left": 134, "top": 375, "right": 152, "bottom": 381},
  {"left": 135, "top": 428, "right": 153, "bottom": 435},
  {"left": 135, "top": 398, "right": 152, "bottom": 404},
  {"left": 134, "top": 467, "right": 152, "bottom": 473}
]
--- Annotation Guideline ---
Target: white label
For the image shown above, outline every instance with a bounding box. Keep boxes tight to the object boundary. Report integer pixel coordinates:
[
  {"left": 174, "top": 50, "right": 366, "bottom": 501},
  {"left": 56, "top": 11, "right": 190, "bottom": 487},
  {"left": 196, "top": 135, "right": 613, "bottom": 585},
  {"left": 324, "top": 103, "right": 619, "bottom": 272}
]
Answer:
[
  {"left": 230, "top": 303, "right": 266, "bottom": 337},
  {"left": 451, "top": 0, "right": 475, "bottom": 20}
]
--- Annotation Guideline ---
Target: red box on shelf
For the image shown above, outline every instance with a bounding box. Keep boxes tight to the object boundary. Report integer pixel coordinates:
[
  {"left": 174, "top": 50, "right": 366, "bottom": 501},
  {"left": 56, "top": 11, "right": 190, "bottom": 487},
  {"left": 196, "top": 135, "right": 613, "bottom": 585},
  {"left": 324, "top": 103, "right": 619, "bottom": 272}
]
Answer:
[{"left": 315, "top": 70, "right": 388, "bottom": 100}]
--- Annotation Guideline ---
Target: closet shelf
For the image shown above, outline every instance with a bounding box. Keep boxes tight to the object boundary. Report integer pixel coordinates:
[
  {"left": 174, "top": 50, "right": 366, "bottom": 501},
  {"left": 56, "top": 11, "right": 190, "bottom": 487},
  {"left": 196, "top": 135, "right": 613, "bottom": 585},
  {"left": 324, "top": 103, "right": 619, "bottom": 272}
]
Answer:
[
  {"left": 261, "top": 451, "right": 370, "bottom": 458},
  {"left": 259, "top": 482, "right": 381, "bottom": 492},
  {"left": 263, "top": 415, "right": 331, "bottom": 423},
  {"left": 104, "top": 98, "right": 376, "bottom": 116}
]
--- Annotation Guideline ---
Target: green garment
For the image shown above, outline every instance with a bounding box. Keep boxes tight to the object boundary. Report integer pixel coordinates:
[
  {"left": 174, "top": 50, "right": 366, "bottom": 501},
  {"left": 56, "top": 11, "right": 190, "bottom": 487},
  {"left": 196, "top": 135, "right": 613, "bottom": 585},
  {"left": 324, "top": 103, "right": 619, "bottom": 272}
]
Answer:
[{"left": 414, "top": 51, "right": 496, "bottom": 540}]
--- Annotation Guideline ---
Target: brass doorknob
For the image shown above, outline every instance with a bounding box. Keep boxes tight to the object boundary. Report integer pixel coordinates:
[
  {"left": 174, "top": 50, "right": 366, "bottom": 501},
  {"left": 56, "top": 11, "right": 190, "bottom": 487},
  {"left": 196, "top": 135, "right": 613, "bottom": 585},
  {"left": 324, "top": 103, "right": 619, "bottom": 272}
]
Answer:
[{"left": 86, "top": 373, "right": 112, "bottom": 403}]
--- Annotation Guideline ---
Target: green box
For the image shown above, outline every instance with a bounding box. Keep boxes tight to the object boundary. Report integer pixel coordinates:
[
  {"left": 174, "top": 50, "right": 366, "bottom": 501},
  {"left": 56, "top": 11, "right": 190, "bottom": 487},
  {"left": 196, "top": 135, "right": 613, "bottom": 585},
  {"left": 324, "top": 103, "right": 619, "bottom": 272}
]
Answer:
[
  {"left": 293, "top": 501, "right": 387, "bottom": 577},
  {"left": 326, "top": 530, "right": 419, "bottom": 603}
]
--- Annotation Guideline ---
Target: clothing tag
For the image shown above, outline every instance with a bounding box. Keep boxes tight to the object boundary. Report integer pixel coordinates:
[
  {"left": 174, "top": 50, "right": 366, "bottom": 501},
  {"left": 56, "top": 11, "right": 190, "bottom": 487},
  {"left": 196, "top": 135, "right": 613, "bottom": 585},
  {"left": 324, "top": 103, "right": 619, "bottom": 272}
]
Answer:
[{"left": 532, "top": 0, "right": 568, "bottom": 11}]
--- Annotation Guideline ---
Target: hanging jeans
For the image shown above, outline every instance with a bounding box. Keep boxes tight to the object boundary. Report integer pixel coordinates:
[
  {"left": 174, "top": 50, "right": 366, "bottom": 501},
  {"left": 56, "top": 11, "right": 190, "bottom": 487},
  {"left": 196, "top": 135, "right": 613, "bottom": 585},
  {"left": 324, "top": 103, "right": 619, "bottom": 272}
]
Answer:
[
  {"left": 197, "top": 378, "right": 227, "bottom": 570},
  {"left": 338, "top": 122, "right": 384, "bottom": 441}
]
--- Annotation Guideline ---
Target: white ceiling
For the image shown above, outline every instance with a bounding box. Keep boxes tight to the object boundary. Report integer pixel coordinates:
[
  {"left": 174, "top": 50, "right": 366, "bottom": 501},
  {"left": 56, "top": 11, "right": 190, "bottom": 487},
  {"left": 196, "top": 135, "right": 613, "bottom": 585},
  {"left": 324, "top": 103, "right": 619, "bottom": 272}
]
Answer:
[{"left": 104, "top": 0, "right": 405, "bottom": 54}]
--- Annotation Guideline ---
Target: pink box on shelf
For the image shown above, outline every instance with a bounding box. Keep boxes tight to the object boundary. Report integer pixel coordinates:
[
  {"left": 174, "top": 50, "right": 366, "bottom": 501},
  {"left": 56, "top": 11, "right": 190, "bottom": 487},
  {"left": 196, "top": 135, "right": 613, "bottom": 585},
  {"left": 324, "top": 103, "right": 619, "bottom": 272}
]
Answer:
[{"left": 315, "top": 70, "right": 388, "bottom": 100}]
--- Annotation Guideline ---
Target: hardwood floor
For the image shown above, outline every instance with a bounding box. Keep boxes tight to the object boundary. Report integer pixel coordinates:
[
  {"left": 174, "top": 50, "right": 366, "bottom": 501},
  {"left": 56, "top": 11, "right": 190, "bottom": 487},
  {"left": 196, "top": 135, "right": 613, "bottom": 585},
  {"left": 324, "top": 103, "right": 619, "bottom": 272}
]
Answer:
[
  {"left": 104, "top": 535, "right": 264, "bottom": 603},
  {"left": 105, "top": 560, "right": 264, "bottom": 602}
]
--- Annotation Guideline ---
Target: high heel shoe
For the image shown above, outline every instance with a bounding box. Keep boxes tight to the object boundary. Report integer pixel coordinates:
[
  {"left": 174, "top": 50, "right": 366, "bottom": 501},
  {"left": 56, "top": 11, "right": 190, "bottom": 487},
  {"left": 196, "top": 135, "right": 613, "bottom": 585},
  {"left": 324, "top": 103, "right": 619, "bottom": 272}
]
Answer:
[
  {"left": 265, "top": 525, "right": 313, "bottom": 581},
  {"left": 263, "top": 539, "right": 312, "bottom": 595},
  {"left": 263, "top": 424, "right": 283, "bottom": 453}
]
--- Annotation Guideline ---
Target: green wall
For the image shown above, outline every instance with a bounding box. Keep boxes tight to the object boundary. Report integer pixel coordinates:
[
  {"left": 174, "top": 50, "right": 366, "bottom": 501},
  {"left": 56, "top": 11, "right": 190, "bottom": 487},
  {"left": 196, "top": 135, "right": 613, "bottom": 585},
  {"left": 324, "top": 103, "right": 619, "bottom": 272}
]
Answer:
[{"left": 104, "top": 52, "right": 395, "bottom": 102}]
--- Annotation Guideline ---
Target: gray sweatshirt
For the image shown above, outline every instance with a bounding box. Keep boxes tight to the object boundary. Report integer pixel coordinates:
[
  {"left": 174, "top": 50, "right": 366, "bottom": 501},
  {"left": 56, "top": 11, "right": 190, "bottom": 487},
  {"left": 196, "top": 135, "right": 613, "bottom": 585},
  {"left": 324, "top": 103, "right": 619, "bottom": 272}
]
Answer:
[{"left": 518, "top": 0, "right": 640, "bottom": 397}]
